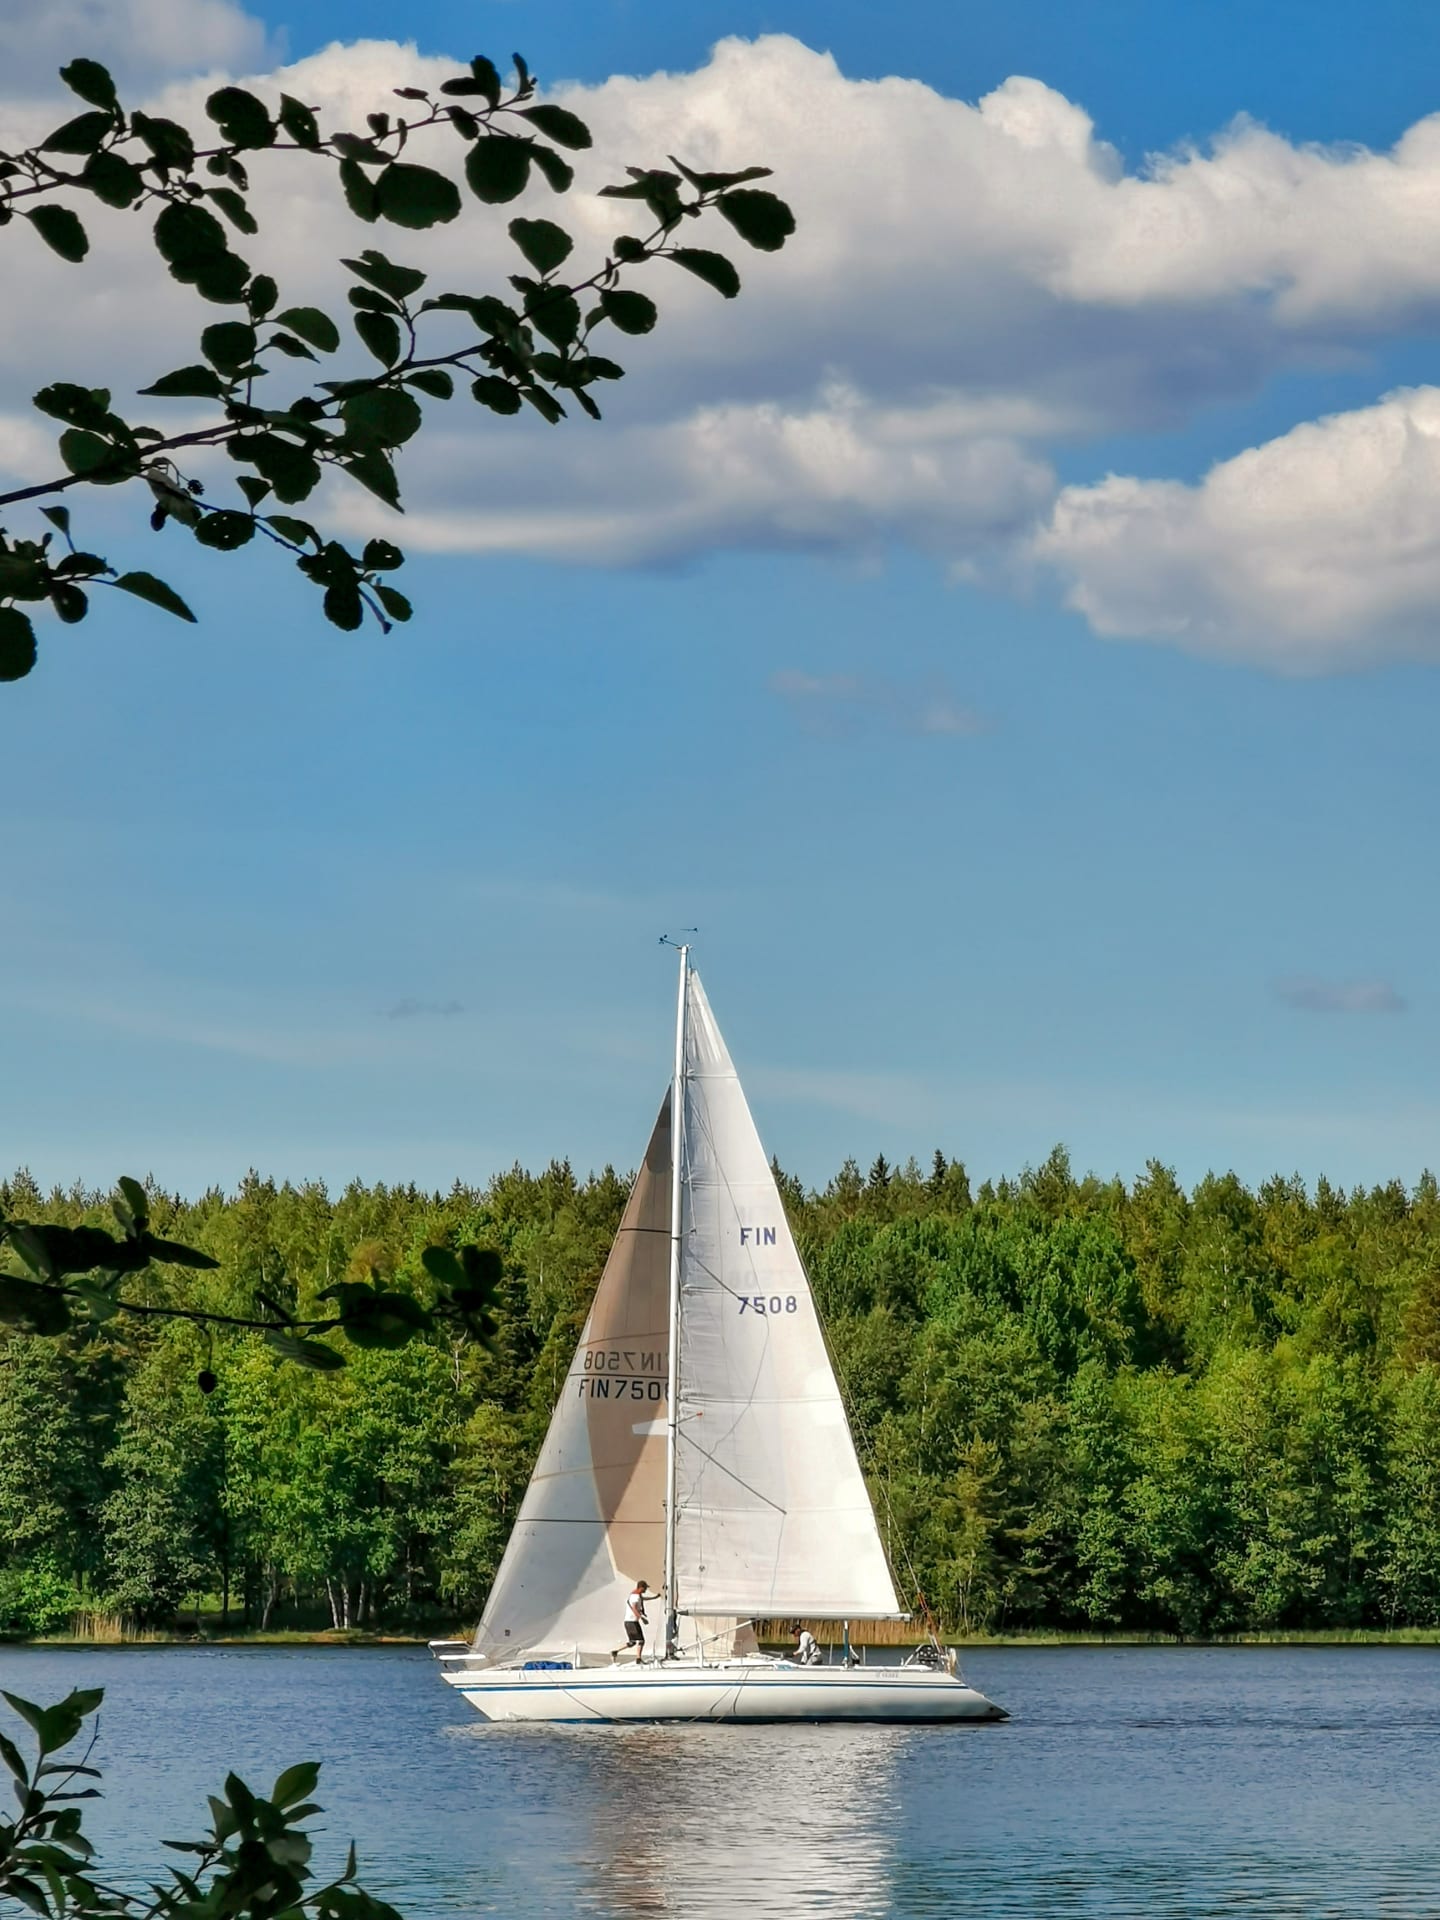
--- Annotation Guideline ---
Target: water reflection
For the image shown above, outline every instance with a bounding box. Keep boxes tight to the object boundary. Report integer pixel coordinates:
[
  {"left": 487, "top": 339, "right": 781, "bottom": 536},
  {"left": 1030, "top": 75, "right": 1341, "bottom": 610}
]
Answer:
[{"left": 555, "top": 1723, "right": 906, "bottom": 1917}]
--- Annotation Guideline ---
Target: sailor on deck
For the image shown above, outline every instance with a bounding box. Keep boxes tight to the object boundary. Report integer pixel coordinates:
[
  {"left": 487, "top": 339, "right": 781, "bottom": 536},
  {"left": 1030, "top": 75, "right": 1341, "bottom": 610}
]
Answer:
[
  {"left": 792, "top": 1624, "right": 822, "bottom": 1665},
  {"left": 622, "top": 1579, "right": 649, "bottom": 1663}
]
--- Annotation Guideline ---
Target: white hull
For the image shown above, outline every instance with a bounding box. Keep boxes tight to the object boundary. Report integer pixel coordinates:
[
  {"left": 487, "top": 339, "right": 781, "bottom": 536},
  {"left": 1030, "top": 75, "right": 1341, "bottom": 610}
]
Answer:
[{"left": 442, "top": 1658, "right": 1007, "bottom": 1725}]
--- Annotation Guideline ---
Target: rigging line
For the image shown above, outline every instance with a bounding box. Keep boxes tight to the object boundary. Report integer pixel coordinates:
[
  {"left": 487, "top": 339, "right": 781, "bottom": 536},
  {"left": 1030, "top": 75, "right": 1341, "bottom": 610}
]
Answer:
[{"left": 673, "top": 1433, "right": 788, "bottom": 1515}]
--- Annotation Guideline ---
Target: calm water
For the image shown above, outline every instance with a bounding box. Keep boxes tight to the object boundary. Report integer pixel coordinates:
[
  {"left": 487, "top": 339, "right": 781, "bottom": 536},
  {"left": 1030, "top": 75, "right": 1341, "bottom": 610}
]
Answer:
[{"left": 2, "top": 1645, "right": 1438, "bottom": 1918}]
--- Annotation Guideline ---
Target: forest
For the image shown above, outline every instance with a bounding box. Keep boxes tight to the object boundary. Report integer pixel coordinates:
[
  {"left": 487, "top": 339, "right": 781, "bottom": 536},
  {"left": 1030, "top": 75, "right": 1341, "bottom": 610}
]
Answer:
[{"left": 3, "top": 1145, "right": 1440, "bottom": 1640}]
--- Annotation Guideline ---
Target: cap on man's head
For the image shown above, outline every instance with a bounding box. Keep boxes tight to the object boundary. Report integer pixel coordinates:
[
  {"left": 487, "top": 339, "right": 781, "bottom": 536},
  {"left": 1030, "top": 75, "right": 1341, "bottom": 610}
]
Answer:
[{"left": 636, "top": 1579, "right": 648, "bottom": 1590}]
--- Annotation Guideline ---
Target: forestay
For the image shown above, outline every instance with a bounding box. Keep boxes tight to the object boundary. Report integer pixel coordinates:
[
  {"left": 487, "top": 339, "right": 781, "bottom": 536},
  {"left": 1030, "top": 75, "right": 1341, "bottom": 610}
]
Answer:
[{"left": 673, "top": 970, "right": 901, "bottom": 1619}]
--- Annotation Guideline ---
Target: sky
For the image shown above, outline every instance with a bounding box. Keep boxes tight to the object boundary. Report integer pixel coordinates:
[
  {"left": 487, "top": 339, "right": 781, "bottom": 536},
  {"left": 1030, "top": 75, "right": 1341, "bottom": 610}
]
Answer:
[{"left": 5, "top": 0, "right": 1440, "bottom": 1198}]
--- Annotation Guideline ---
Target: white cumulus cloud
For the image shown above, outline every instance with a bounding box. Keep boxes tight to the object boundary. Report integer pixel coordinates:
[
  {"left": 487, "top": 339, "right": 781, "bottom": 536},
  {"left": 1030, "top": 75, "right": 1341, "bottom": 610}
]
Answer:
[
  {"left": 8, "top": 32, "right": 1440, "bottom": 662},
  {"left": 1035, "top": 388, "right": 1440, "bottom": 669},
  {"left": 0, "top": 0, "right": 273, "bottom": 103}
]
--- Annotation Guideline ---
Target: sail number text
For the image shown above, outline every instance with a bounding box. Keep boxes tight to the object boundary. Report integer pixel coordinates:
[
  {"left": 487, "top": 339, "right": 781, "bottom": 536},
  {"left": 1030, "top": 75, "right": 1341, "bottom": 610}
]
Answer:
[
  {"left": 576, "top": 1347, "right": 667, "bottom": 1402},
  {"left": 738, "top": 1295, "right": 799, "bottom": 1315}
]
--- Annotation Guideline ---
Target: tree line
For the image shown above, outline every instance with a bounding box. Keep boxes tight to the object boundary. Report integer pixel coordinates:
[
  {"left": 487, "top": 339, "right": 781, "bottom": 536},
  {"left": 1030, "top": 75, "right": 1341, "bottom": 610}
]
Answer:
[{"left": 3, "top": 1146, "right": 1440, "bottom": 1638}]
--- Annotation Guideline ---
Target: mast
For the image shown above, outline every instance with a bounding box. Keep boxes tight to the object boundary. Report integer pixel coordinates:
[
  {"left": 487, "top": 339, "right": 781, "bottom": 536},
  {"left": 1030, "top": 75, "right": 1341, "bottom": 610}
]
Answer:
[{"left": 662, "top": 942, "right": 688, "bottom": 1656}]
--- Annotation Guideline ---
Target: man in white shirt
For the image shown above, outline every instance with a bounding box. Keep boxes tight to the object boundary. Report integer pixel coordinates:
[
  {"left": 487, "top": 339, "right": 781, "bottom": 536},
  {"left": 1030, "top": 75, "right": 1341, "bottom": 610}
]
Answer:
[
  {"left": 622, "top": 1579, "right": 649, "bottom": 1663},
  {"left": 793, "top": 1624, "right": 822, "bottom": 1665}
]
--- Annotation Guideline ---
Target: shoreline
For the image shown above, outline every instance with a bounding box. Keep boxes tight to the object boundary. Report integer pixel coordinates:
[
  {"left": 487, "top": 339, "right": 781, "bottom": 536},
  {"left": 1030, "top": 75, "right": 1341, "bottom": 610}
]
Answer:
[{"left": 8, "top": 1626, "right": 1440, "bottom": 1651}]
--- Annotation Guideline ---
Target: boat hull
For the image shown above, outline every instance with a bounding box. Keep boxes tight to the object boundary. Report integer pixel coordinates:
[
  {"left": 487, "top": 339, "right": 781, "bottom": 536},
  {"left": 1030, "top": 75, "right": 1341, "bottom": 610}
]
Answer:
[{"left": 442, "top": 1660, "right": 1006, "bottom": 1724}]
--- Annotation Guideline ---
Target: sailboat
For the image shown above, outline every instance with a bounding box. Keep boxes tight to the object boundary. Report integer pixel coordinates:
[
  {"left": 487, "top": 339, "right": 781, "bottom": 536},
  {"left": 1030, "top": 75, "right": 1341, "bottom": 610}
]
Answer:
[{"left": 431, "top": 949, "right": 1006, "bottom": 1724}]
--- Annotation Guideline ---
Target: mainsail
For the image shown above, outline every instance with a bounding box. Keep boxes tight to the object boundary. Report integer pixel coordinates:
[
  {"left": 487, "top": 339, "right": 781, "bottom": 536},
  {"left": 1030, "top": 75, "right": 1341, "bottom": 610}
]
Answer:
[
  {"left": 673, "top": 971, "right": 901, "bottom": 1618},
  {"left": 472, "top": 963, "right": 900, "bottom": 1665}
]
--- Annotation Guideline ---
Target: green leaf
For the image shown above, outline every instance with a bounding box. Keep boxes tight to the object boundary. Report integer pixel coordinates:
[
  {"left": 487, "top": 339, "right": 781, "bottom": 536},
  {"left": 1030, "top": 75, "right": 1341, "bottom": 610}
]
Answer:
[
  {"left": 250, "top": 273, "right": 279, "bottom": 319},
  {"left": 464, "top": 137, "right": 531, "bottom": 204},
  {"left": 206, "top": 86, "right": 275, "bottom": 148},
  {"left": 467, "top": 55, "right": 502, "bottom": 106},
  {"left": 0, "top": 607, "right": 37, "bottom": 681},
  {"left": 143, "top": 1235, "right": 220, "bottom": 1268},
  {"left": 517, "top": 103, "right": 592, "bottom": 149},
  {"left": 113, "top": 572, "right": 197, "bottom": 621},
  {"left": 362, "top": 537, "right": 403, "bottom": 569},
  {"left": 131, "top": 111, "right": 195, "bottom": 171},
  {"left": 528, "top": 286, "right": 580, "bottom": 348},
  {"left": 716, "top": 187, "right": 796, "bottom": 252},
  {"left": 41, "top": 110, "right": 114, "bottom": 154},
  {"left": 71, "top": 1280, "right": 119, "bottom": 1323},
  {"left": 470, "top": 375, "right": 521, "bottom": 414},
  {"left": 60, "top": 58, "right": 118, "bottom": 111},
  {"left": 405, "top": 368, "right": 453, "bottom": 400},
  {"left": 194, "top": 509, "right": 255, "bottom": 549},
  {"left": 421, "top": 1245, "right": 463, "bottom": 1288},
  {"left": 51, "top": 581, "right": 88, "bottom": 623},
  {"left": 342, "top": 387, "right": 422, "bottom": 448},
  {"left": 339, "top": 448, "right": 401, "bottom": 508},
  {"left": 598, "top": 287, "right": 657, "bottom": 335},
  {"left": 33, "top": 382, "right": 110, "bottom": 428},
  {"left": 201, "top": 321, "right": 258, "bottom": 374},
  {"left": 266, "top": 515, "right": 318, "bottom": 546},
  {"left": 117, "top": 1174, "right": 149, "bottom": 1227},
  {"left": 207, "top": 186, "right": 259, "bottom": 235},
  {"left": 274, "top": 306, "right": 340, "bottom": 353},
  {"left": 266, "top": 1331, "right": 347, "bottom": 1368},
  {"left": 375, "top": 583, "right": 412, "bottom": 622},
  {"left": 529, "top": 145, "right": 574, "bottom": 194},
  {"left": 40, "top": 505, "right": 71, "bottom": 536},
  {"left": 58, "top": 428, "right": 116, "bottom": 474},
  {"left": 237, "top": 474, "right": 272, "bottom": 507},
  {"left": 523, "top": 385, "right": 565, "bottom": 423},
  {"left": 25, "top": 203, "right": 88, "bottom": 262},
  {"left": 668, "top": 156, "right": 770, "bottom": 192},
  {"left": 349, "top": 285, "right": 401, "bottom": 314},
  {"left": 278, "top": 94, "right": 321, "bottom": 148},
  {"left": 338, "top": 156, "right": 379, "bottom": 222},
  {"left": 375, "top": 163, "right": 462, "bottom": 229},
  {"left": 243, "top": 434, "right": 322, "bottom": 504},
  {"left": 271, "top": 1762, "right": 321, "bottom": 1810},
  {"left": 153, "top": 199, "right": 228, "bottom": 269},
  {"left": 322, "top": 582, "right": 364, "bottom": 630},
  {"left": 191, "top": 252, "right": 251, "bottom": 304},
  {"left": 0, "top": 1275, "right": 68, "bottom": 1334},
  {"left": 342, "top": 249, "right": 428, "bottom": 299},
  {"left": 0, "top": 1693, "right": 46, "bottom": 1737},
  {"left": 354, "top": 310, "right": 402, "bottom": 366},
  {"left": 509, "top": 216, "right": 572, "bottom": 273},
  {"left": 139, "top": 365, "right": 227, "bottom": 399},
  {"left": 666, "top": 246, "right": 741, "bottom": 297},
  {"left": 81, "top": 149, "right": 142, "bottom": 207}
]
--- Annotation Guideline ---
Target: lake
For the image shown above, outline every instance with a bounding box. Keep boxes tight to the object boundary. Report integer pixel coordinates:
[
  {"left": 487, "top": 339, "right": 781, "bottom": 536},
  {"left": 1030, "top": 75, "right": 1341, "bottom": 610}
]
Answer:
[{"left": 2, "top": 1645, "right": 1438, "bottom": 1918}]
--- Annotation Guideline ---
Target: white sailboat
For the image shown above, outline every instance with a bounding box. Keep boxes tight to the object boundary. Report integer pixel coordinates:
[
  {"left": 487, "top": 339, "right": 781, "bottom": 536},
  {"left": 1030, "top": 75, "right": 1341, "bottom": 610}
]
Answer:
[{"left": 431, "top": 950, "right": 1006, "bottom": 1724}]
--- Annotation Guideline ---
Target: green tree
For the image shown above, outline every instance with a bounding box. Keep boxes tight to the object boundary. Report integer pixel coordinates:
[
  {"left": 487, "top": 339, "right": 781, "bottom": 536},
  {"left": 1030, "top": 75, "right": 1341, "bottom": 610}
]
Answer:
[{"left": 101, "top": 1335, "right": 224, "bottom": 1620}]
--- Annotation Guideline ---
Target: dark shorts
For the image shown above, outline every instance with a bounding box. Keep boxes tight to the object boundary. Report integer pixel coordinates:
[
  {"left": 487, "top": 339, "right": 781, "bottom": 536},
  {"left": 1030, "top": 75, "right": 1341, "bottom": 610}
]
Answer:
[{"left": 624, "top": 1620, "right": 644, "bottom": 1645}]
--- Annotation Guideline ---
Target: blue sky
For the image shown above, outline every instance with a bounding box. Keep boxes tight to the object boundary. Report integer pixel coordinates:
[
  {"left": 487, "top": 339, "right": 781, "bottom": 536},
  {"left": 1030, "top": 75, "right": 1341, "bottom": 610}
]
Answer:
[{"left": 4, "top": 0, "right": 1440, "bottom": 1196}]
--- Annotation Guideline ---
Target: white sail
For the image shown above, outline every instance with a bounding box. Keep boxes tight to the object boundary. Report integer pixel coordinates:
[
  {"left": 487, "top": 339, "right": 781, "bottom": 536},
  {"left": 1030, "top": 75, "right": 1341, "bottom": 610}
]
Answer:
[
  {"left": 673, "top": 970, "right": 901, "bottom": 1619},
  {"left": 472, "top": 1096, "right": 673, "bottom": 1665}
]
